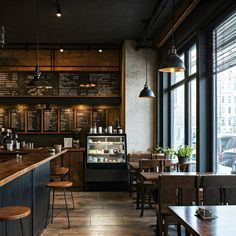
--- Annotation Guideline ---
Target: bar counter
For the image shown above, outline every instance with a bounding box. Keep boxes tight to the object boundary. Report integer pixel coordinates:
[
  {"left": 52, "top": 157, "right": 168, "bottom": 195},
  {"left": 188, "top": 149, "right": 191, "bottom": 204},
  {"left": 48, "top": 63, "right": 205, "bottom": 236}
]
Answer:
[
  {"left": 0, "top": 149, "right": 67, "bottom": 187},
  {"left": 0, "top": 148, "right": 68, "bottom": 236}
]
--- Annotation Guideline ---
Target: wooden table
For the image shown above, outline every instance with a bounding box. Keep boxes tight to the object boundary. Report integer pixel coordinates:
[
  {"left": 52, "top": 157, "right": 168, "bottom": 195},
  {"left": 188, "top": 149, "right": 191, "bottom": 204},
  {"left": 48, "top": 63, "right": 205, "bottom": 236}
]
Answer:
[
  {"left": 169, "top": 205, "right": 236, "bottom": 236},
  {"left": 140, "top": 171, "right": 199, "bottom": 182}
]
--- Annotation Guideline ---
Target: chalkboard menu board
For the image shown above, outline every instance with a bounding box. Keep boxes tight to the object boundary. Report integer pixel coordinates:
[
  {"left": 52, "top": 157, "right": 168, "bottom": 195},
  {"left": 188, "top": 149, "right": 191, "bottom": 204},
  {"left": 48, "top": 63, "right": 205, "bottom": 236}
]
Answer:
[
  {"left": 0, "top": 72, "right": 120, "bottom": 97},
  {"left": 60, "top": 109, "right": 74, "bottom": 132},
  {"left": 43, "top": 110, "right": 58, "bottom": 132},
  {"left": 0, "top": 72, "right": 58, "bottom": 96},
  {"left": 76, "top": 110, "right": 91, "bottom": 132},
  {"left": 11, "top": 109, "right": 25, "bottom": 132},
  {"left": 0, "top": 109, "right": 9, "bottom": 127},
  {"left": 27, "top": 110, "right": 41, "bottom": 132},
  {"left": 92, "top": 109, "right": 106, "bottom": 127}
]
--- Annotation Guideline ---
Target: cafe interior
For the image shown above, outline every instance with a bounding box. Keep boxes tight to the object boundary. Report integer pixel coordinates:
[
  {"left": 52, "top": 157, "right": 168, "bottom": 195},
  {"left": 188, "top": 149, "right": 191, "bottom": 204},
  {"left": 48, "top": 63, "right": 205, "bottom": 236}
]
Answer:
[{"left": 0, "top": 0, "right": 236, "bottom": 235}]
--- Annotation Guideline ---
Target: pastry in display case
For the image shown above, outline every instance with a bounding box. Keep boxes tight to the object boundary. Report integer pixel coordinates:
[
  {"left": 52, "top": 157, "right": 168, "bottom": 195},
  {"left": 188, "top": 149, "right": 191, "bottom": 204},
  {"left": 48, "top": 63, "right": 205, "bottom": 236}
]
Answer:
[{"left": 86, "top": 134, "right": 126, "bottom": 165}]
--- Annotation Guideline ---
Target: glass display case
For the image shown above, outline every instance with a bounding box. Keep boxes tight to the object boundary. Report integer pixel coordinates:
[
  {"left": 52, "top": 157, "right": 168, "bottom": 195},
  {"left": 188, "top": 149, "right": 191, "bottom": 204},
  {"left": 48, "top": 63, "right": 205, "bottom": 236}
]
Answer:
[
  {"left": 86, "top": 134, "right": 127, "bottom": 165},
  {"left": 85, "top": 134, "right": 128, "bottom": 190}
]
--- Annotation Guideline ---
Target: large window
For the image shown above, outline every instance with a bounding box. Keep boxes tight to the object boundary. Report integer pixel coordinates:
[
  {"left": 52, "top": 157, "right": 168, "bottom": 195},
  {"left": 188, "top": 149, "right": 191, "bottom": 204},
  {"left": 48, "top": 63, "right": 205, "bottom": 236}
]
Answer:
[
  {"left": 172, "top": 85, "right": 185, "bottom": 149},
  {"left": 170, "top": 44, "right": 197, "bottom": 158},
  {"left": 213, "top": 11, "right": 236, "bottom": 173}
]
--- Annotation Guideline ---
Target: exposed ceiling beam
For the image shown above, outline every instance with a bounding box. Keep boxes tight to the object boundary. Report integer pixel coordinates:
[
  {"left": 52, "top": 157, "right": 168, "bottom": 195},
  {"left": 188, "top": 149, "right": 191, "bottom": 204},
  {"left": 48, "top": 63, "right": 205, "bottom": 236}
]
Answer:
[{"left": 156, "top": 0, "right": 200, "bottom": 48}]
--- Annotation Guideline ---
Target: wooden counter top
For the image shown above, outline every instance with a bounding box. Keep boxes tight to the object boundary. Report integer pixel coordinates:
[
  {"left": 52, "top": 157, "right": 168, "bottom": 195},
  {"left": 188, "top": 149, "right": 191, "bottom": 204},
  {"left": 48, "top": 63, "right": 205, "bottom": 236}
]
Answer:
[
  {"left": 64, "top": 147, "right": 86, "bottom": 152},
  {"left": 0, "top": 149, "right": 67, "bottom": 187}
]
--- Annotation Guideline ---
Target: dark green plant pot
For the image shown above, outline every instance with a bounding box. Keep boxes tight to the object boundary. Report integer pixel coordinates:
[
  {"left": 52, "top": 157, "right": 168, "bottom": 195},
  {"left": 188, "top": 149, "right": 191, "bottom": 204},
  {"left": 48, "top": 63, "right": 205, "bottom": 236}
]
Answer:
[{"left": 178, "top": 156, "right": 188, "bottom": 164}]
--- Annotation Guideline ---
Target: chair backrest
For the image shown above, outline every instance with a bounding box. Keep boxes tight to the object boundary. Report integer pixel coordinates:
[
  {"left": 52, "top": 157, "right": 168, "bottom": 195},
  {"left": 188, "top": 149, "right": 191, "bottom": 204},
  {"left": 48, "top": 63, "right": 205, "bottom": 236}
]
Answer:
[
  {"left": 152, "top": 153, "right": 165, "bottom": 160},
  {"left": 158, "top": 175, "right": 200, "bottom": 212},
  {"left": 202, "top": 175, "right": 236, "bottom": 205},
  {"left": 128, "top": 153, "right": 152, "bottom": 162},
  {"left": 139, "top": 159, "right": 161, "bottom": 172}
]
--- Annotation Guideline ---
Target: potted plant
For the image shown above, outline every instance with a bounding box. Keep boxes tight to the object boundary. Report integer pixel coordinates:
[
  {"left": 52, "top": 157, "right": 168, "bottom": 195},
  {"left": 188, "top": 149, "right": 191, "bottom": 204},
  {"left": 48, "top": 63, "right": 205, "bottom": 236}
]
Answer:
[
  {"left": 175, "top": 145, "right": 193, "bottom": 164},
  {"left": 154, "top": 145, "right": 164, "bottom": 154},
  {"left": 163, "top": 146, "right": 175, "bottom": 160}
]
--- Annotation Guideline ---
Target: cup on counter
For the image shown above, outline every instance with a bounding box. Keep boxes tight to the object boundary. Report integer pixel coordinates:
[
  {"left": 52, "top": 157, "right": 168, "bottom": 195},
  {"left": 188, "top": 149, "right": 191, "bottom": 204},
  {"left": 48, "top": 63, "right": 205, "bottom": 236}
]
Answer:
[
  {"left": 108, "top": 126, "right": 113, "bottom": 134},
  {"left": 15, "top": 142, "right": 20, "bottom": 150},
  {"left": 54, "top": 144, "right": 62, "bottom": 153},
  {"left": 98, "top": 126, "right": 102, "bottom": 134}
]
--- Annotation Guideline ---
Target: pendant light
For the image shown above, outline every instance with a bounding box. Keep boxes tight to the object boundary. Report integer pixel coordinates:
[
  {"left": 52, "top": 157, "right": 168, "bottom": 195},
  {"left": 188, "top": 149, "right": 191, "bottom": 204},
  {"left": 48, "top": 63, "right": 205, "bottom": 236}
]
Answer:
[
  {"left": 139, "top": 48, "right": 155, "bottom": 98},
  {"left": 159, "top": 0, "right": 185, "bottom": 73},
  {"left": 27, "top": 0, "right": 52, "bottom": 89}
]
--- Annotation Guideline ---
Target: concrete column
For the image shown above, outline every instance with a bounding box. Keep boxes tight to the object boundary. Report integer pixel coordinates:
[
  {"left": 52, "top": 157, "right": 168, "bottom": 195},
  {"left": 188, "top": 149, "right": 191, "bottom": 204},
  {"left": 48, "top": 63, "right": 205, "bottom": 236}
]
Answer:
[{"left": 122, "top": 40, "right": 156, "bottom": 153}]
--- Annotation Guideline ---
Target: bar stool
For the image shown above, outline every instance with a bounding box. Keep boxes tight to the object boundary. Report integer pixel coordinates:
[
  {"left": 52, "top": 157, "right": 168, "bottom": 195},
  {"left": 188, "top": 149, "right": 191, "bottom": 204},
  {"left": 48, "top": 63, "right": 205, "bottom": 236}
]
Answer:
[
  {"left": 51, "top": 166, "right": 69, "bottom": 181},
  {"left": 46, "top": 181, "right": 74, "bottom": 229},
  {"left": 0, "top": 206, "right": 31, "bottom": 236}
]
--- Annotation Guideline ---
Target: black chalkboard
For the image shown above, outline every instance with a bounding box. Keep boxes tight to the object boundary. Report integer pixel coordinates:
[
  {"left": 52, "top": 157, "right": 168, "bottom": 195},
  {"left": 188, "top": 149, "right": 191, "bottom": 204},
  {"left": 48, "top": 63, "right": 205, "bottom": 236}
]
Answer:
[
  {"left": 0, "top": 71, "right": 120, "bottom": 97},
  {"left": 43, "top": 110, "right": 58, "bottom": 132},
  {"left": 27, "top": 110, "right": 41, "bottom": 132},
  {"left": 60, "top": 109, "right": 74, "bottom": 132},
  {"left": 92, "top": 109, "right": 106, "bottom": 127},
  {"left": 0, "top": 109, "right": 9, "bottom": 127},
  {"left": 76, "top": 110, "right": 91, "bottom": 132},
  {"left": 11, "top": 109, "right": 25, "bottom": 132}
]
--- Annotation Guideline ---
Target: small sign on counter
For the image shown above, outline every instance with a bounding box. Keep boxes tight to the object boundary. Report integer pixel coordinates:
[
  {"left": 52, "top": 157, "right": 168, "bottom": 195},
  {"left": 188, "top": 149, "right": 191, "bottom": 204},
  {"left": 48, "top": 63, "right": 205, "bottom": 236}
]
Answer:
[{"left": 64, "top": 138, "right": 73, "bottom": 148}]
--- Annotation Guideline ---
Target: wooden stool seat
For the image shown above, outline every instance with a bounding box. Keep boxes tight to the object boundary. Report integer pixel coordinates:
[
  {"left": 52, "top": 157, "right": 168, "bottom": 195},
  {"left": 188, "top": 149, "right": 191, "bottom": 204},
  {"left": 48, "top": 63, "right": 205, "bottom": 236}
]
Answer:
[
  {"left": 47, "top": 181, "right": 73, "bottom": 188},
  {"left": 52, "top": 167, "right": 69, "bottom": 176},
  {"left": 0, "top": 206, "right": 30, "bottom": 221}
]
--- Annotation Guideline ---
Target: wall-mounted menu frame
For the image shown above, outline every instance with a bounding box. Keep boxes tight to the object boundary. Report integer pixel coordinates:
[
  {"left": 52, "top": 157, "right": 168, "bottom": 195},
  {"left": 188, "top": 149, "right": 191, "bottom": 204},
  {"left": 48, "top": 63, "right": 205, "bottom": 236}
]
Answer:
[
  {"left": 0, "top": 108, "right": 9, "bottom": 127},
  {"left": 76, "top": 110, "right": 91, "bottom": 133},
  {"left": 10, "top": 109, "right": 25, "bottom": 132},
  {"left": 43, "top": 110, "right": 58, "bottom": 132},
  {"left": 92, "top": 109, "right": 106, "bottom": 127},
  {"left": 27, "top": 110, "right": 41, "bottom": 132},
  {"left": 60, "top": 109, "right": 74, "bottom": 132}
]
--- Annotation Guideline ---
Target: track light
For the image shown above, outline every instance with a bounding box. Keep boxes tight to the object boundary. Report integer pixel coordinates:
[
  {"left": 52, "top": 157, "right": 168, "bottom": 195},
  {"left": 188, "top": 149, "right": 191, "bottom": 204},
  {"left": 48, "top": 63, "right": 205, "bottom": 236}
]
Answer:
[
  {"left": 56, "top": 0, "right": 62, "bottom": 17},
  {"left": 59, "top": 45, "right": 64, "bottom": 52}
]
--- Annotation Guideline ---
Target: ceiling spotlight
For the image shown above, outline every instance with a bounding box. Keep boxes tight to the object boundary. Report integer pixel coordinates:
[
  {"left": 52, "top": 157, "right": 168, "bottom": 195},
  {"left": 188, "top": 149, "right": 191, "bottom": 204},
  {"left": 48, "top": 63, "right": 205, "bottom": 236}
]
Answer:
[
  {"left": 98, "top": 48, "right": 102, "bottom": 53},
  {"left": 59, "top": 45, "right": 64, "bottom": 52},
  {"left": 56, "top": 0, "right": 62, "bottom": 17}
]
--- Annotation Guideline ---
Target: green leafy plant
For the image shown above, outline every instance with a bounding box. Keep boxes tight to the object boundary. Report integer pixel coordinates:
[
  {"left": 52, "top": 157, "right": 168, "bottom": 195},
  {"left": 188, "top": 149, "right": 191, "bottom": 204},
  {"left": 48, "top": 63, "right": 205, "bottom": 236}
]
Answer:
[
  {"left": 163, "top": 146, "right": 175, "bottom": 155},
  {"left": 154, "top": 145, "right": 164, "bottom": 154},
  {"left": 175, "top": 145, "right": 193, "bottom": 159}
]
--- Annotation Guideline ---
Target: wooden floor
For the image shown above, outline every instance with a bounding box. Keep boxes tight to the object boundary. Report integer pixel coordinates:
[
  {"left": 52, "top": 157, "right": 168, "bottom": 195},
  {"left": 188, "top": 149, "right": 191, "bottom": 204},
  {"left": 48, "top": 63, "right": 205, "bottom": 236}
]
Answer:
[{"left": 41, "top": 191, "right": 157, "bottom": 236}]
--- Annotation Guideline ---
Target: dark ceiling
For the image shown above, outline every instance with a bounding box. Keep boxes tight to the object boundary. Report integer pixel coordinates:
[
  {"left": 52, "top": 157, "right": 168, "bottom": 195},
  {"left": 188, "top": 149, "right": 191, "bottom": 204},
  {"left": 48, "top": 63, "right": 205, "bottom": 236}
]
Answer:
[{"left": 0, "top": 0, "right": 196, "bottom": 49}]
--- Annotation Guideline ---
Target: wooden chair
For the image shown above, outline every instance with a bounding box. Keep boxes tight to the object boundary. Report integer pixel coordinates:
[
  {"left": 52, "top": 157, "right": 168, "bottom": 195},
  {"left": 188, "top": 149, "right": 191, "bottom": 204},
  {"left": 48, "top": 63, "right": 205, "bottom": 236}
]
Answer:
[
  {"left": 128, "top": 153, "right": 152, "bottom": 197},
  {"left": 156, "top": 175, "right": 200, "bottom": 236},
  {"left": 0, "top": 206, "right": 31, "bottom": 236},
  {"left": 202, "top": 175, "right": 236, "bottom": 205},
  {"left": 137, "top": 159, "right": 161, "bottom": 216}
]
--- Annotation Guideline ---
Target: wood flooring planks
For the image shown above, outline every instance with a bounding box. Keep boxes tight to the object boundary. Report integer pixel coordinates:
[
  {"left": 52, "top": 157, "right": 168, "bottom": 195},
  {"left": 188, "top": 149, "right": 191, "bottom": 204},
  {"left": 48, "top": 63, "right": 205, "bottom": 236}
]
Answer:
[{"left": 42, "top": 191, "right": 156, "bottom": 236}]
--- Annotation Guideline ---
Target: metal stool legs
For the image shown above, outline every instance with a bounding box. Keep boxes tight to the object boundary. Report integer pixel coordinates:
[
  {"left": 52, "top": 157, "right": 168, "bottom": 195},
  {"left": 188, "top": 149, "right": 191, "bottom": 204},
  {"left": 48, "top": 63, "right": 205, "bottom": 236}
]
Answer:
[
  {"left": 46, "top": 187, "right": 73, "bottom": 229},
  {"left": 5, "top": 219, "right": 24, "bottom": 236},
  {"left": 63, "top": 188, "right": 70, "bottom": 229}
]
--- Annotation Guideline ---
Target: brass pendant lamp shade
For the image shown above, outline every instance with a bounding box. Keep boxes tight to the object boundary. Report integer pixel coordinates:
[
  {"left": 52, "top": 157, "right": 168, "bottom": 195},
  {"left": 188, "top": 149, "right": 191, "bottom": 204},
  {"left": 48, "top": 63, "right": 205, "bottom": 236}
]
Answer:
[
  {"left": 27, "top": 0, "right": 52, "bottom": 89},
  {"left": 159, "top": 0, "right": 185, "bottom": 73},
  {"left": 159, "top": 45, "right": 185, "bottom": 72},
  {"left": 139, "top": 48, "right": 155, "bottom": 98}
]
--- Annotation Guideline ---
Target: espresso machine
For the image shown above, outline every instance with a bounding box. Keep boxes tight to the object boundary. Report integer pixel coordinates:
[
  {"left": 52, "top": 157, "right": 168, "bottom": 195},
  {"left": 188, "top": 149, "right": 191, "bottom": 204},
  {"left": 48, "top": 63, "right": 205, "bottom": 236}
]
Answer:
[{"left": 0, "top": 127, "right": 19, "bottom": 150}]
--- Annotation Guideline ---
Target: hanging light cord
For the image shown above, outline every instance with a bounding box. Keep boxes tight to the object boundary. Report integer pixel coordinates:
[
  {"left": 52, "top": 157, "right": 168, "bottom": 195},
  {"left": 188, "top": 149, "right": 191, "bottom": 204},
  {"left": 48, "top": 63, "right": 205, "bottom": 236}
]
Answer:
[
  {"left": 171, "top": 0, "right": 175, "bottom": 47},
  {"left": 145, "top": 48, "right": 148, "bottom": 84},
  {"left": 36, "top": 0, "right": 39, "bottom": 64}
]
